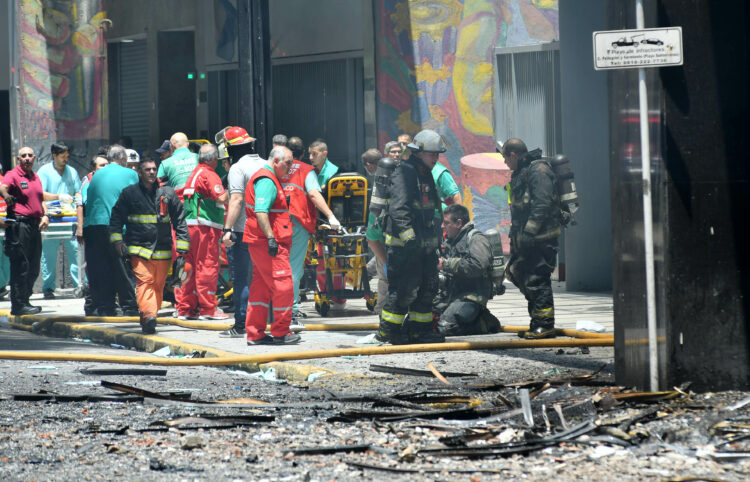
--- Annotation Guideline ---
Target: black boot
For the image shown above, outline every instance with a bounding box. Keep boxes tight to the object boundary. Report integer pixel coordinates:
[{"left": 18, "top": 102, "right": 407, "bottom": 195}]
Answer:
[
  {"left": 140, "top": 316, "right": 157, "bottom": 335},
  {"left": 405, "top": 320, "right": 445, "bottom": 344},
  {"left": 374, "top": 321, "right": 405, "bottom": 345},
  {"left": 518, "top": 326, "right": 557, "bottom": 340}
]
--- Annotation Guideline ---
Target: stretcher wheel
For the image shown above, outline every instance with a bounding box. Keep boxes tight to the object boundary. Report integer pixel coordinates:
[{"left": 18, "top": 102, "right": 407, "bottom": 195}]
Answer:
[
  {"left": 314, "top": 293, "right": 331, "bottom": 317},
  {"left": 366, "top": 296, "right": 377, "bottom": 312}
]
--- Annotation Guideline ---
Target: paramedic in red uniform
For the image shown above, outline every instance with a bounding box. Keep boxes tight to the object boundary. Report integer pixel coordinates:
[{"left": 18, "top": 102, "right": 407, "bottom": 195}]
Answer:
[
  {"left": 244, "top": 146, "right": 300, "bottom": 345},
  {"left": 175, "top": 144, "right": 230, "bottom": 320}
]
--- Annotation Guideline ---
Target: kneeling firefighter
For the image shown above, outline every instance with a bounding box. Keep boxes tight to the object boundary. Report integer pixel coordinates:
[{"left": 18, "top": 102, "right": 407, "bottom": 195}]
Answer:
[
  {"left": 435, "top": 204, "right": 502, "bottom": 336},
  {"left": 375, "top": 129, "right": 446, "bottom": 345}
]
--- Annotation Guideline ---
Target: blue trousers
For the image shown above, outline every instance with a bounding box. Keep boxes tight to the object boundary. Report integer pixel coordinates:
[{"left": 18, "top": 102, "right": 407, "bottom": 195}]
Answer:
[
  {"left": 290, "top": 218, "right": 311, "bottom": 314},
  {"left": 228, "top": 233, "right": 251, "bottom": 331},
  {"left": 41, "top": 238, "right": 80, "bottom": 291}
]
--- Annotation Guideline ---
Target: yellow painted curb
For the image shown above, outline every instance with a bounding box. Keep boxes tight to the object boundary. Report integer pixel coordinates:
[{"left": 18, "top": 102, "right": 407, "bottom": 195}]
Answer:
[{"left": 1, "top": 310, "right": 341, "bottom": 381}]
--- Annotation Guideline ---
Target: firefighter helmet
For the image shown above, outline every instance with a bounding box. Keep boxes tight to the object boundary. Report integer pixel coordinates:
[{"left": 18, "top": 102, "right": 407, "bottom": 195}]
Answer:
[
  {"left": 407, "top": 129, "right": 447, "bottom": 153},
  {"left": 223, "top": 126, "right": 255, "bottom": 146}
]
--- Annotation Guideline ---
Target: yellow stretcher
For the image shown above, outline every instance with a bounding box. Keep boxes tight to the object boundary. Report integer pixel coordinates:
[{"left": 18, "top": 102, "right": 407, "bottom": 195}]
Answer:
[{"left": 310, "top": 173, "right": 376, "bottom": 316}]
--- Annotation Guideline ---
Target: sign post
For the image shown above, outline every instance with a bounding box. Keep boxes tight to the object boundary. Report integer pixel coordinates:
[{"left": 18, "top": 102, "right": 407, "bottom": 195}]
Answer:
[{"left": 593, "top": 6, "right": 683, "bottom": 392}]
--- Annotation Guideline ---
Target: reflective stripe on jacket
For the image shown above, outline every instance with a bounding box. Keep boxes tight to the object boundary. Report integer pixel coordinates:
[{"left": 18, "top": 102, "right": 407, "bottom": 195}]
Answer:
[
  {"left": 183, "top": 165, "right": 225, "bottom": 230},
  {"left": 109, "top": 182, "right": 189, "bottom": 260}
]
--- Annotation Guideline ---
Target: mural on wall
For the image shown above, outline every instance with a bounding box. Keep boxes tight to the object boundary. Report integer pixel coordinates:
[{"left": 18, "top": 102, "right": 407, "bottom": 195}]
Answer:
[
  {"left": 15, "top": 0, "right": 108, "bottom": 167},
  {"left": 374, "top": 0, "right": 558, "bottom": 250}
]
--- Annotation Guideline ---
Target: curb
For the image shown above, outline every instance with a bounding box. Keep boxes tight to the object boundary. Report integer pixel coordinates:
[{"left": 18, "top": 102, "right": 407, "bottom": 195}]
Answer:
[{"left": 1, "top": 311, "right": 337, "bottom": 383}]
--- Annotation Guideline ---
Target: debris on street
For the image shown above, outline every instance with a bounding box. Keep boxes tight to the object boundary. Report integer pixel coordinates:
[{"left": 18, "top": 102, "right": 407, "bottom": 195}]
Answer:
[{"left": 1, "top": 359, "right": 749, "bottom": 480}]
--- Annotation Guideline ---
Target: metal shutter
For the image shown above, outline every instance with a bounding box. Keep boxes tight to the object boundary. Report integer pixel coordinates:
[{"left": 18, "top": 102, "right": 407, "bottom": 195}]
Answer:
[
  {"left": 494, "top": 42, "right": 562, "bottom": 156},
  {"left": 119, "top": 40, "right": 149, "bottom": 151},
  {"left": 272, "top": 57, "right": 364, "bottom": 171}
]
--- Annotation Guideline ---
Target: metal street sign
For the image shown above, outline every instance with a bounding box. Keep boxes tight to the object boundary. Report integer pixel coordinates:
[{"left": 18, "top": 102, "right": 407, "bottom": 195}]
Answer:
[{"left": 593, "top": 27, "right": 683, "bottom": 70}]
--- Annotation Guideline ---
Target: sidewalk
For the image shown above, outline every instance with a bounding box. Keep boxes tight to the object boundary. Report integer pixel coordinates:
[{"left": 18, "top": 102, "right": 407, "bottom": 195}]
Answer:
[{"left": 1, "top": 282, "right": 614, "bottom": 380}]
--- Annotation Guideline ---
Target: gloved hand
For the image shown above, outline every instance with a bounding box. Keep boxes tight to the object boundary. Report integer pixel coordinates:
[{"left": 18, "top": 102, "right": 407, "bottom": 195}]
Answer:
[
  {"left": 382, "top": 264, "right": 388, "bottom": 280},
  {"left": 327, "top": 215, "right": 342, "bottom": 231},
  {"left": 267, "top": 237, "right": 279, "bottom": 256},
  {"left": 58, "top": 193, "right": 73, "bottom": 204}
]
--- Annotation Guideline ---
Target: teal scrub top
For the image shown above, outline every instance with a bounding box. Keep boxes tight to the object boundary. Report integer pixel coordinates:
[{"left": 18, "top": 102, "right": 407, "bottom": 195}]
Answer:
[
  {"left": 83, "top": 164, "right": 139, "bottom": 227},
  {"left": 317, "top": 159, "right": 339, "bottom": 188}
]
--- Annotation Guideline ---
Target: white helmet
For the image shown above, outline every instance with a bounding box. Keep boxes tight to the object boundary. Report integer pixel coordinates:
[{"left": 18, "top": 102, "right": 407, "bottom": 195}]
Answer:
[{"left": 407, "top": 129, "right": 447, "bottom": 153}]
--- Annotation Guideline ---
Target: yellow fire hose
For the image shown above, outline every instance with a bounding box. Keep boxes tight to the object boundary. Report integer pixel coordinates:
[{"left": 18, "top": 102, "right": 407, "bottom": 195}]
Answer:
[
  {"left": 2, "top": 311, "right": 611, "bottom": 340},
  {"left": 0, "top": 337, "right": 612, "bottom": 366}
]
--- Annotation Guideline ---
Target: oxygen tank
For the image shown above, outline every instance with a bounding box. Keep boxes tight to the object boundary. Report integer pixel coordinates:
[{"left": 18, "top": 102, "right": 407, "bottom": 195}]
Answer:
[
  {"left": 369, "top": 157, "right": 396, "bottom": 219},
  {"left": 484, "top": 228, "right": 506, "bottom": 297},
  {"left": 550, "top": 154, "right": 579, "bottom": 223}
]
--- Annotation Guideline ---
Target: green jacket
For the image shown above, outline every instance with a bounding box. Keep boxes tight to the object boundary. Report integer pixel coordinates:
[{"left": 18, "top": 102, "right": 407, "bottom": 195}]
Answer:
[{"left": 157, "top": 147, "right": 198, "bottom": 190}]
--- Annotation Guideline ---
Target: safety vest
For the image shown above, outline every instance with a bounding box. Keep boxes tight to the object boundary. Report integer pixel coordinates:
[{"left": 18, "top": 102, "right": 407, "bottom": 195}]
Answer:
[
  {"left": 182, "top": 165, "right": 225, "bottom": 230},
  {"left": 280, "top": 161, "right": 316, "bottom": 234},
  {"left": 243, "top": 167, "right": 293, "bottom": 246}
]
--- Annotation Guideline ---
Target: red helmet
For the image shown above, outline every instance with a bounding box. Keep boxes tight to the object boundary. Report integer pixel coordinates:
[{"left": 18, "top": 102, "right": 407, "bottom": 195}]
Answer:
[{"left": 224, "top": 126, "right": 255, "bottom": 146}]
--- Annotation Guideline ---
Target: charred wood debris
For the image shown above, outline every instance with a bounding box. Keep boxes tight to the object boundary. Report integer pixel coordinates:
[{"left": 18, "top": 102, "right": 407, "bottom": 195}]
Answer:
[{"left": 4, "top": 362, "right": 750, "bottom": 476}]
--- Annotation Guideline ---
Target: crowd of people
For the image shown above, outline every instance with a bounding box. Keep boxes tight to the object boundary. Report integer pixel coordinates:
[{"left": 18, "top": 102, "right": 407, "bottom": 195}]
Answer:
[{"left": 0, "top": 128, "right": 562, "bottom": 345}]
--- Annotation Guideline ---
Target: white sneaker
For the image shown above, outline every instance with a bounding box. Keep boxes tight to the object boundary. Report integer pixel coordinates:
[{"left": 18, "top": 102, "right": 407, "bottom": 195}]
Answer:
[{"left": 199, "top": 309, "right": 230, "bottom": 320}]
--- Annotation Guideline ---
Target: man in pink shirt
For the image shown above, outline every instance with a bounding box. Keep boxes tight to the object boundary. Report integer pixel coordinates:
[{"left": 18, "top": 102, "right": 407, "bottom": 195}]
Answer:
[{"left": 0, "top": 147, "right": 50, "bottom": 315}]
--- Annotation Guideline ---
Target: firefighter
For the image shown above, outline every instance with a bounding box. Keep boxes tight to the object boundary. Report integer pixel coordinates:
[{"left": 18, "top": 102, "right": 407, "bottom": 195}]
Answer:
[
  {"left": 109, "top": 156, "right": 190, "bottom": 334},
  {"left": 501, "top": 138, "right": 561, "bottom": 339},
  {"left": 376, "top": 129, "right": 446, "bottom": 345},
  {"left": 436, "top": 204, "right": 501, "bottom": 336},
  {"left": 244, "top": 146, "right": 300, "bottom": 345}
]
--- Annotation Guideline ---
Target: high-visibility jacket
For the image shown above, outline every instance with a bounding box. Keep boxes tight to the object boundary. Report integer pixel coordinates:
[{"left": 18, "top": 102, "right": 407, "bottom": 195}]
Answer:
[
  {"left": 243, "top": 167, "right": 293, "bottom": 246},
  {"left": 183, "top": 164, "right": 226, "bottom": 230},
  {"left": 109, "top": 182, "right": 190, "bottom": 260},
  {"left": 280, "top": 161, "right": 317, "bottom": 234}
]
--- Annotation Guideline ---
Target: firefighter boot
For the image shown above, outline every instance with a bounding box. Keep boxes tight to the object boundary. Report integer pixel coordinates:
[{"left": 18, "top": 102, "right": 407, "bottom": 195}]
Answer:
[
  {"left": 375, "top": 310, "right": 406, "bottom": 345},
  {"left": 518, "top": 325, "right": 557, "bottom": 340},
  {"left": 405, "top": 311, "right": 445, "bottom": 344}
]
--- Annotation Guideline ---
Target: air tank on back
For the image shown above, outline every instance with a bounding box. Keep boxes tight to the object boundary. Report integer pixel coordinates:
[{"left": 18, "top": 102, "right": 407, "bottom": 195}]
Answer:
[
  {"left": 369, "top": 157, "right": 397, "bottom": 219},
  {"left": 550, "top": 154, "right": 579, "bottom": 224},
  {"left": 484, "top": 228, "right": 506, "bottom": 296}
]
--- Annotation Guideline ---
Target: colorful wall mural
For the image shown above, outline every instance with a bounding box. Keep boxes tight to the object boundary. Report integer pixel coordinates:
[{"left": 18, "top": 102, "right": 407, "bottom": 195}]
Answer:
[
  {"left": 15, "top": 0, "right": 108, "bottom": 167},
  {"left": 374, "top": 0, "right": 558, "bottom": 250}
]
